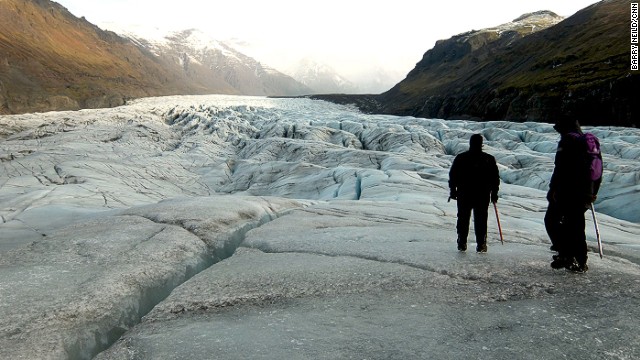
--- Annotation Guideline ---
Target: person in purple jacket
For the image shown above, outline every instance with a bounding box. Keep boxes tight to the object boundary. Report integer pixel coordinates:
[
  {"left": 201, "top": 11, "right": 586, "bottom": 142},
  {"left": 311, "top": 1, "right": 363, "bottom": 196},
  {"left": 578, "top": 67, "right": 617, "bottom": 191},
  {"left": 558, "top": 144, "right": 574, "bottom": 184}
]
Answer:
[{"left": 546, "top": 118, "right": 602, "bottom": 273}]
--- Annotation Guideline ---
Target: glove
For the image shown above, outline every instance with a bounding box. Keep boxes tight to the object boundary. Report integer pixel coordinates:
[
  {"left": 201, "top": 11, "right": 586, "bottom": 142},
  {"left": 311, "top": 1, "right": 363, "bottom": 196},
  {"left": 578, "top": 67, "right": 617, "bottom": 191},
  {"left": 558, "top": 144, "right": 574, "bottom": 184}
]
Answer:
[
  {"left": 546, "top": 190, "right": 556, "bottom": 202},
  {"left": 449, "top": 189, "right": 457, "bottom": 201},
  {"left": 491, "top": 192, "right": 498, "bottom": 204}
]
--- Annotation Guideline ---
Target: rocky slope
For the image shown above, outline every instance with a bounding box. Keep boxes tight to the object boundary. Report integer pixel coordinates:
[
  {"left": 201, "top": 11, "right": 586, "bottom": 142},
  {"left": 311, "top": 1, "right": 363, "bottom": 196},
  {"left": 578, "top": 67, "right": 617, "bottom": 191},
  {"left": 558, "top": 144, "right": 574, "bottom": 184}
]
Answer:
[
  {"left": 0, "top": 0, "right": 310, "bottom": 115},
  {"left": 0, "top": 0, "right": 196, "bottom": 114},
  {"left": 317, "top": 1, "right": 639, "bottom": 128}
]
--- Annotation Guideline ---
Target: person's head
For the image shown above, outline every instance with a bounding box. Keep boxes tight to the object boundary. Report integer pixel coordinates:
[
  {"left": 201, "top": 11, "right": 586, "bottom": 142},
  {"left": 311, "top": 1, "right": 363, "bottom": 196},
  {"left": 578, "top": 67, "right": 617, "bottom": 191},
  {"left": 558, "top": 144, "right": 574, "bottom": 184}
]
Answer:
[
  {"left": 553, "top": 118, "right": 581, "bottom": 134},
  {"left": 469, "top": 134, "right": 483, "bottom": 152}
]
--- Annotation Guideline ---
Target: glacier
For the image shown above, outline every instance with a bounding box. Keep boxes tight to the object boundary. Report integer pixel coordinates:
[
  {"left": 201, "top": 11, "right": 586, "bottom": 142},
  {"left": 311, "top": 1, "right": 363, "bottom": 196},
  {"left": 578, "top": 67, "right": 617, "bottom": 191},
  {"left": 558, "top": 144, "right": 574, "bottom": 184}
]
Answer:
[{"left": 1, "top": 95, "right": 639, "bottom": 359}]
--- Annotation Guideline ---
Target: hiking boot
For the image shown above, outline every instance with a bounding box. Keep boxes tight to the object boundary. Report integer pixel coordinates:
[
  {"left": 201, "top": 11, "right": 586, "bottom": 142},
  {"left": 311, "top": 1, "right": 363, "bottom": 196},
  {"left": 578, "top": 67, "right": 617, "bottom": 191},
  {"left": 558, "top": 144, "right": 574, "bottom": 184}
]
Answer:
[
  {"left": 457, "top": 237, "right": 467, "bottom": 251},
  {"left": 457, "top": 241, "right": 467, "bottom": 251},
  {"left": 567, "top": 262, "right": 588, "bottom": 273},
  {"left": 476, "top": 244, "right": 487, "bottom": 253},
  {"left": 550, "top": 256, "right": 573, "bottom": 269}
]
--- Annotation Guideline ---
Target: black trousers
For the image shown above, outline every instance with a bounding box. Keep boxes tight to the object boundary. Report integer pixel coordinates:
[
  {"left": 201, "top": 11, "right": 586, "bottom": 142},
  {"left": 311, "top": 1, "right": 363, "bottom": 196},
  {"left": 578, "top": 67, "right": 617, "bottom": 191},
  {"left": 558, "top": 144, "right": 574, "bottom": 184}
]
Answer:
[
  {"left": 545, "top": 200, "right": 588, "bottom": 264},
  {"left": 456, "top": 195, "right": 490, "bottom": 245}
]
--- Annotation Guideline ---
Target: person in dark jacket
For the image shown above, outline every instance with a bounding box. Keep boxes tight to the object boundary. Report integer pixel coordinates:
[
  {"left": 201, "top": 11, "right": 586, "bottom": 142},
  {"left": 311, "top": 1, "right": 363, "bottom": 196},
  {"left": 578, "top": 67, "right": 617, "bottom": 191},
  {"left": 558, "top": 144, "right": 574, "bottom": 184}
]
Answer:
[
  {"left": 449, "top": 134, "right": 500, "bottom": 252},
  {"left": 545, "top": 118, "right": 598, "bottom": 273}
]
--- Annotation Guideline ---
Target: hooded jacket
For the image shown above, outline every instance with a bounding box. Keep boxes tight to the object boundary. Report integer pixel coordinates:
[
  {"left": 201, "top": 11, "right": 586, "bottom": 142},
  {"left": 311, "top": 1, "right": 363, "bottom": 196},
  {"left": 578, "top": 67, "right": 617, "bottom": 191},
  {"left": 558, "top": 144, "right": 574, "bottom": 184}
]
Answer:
[
  {"left": 449, "top": 141, "right": 500, "bottom": 200},
  {"left": 549, "top": 119, "right": 594, "bottom": 204}
]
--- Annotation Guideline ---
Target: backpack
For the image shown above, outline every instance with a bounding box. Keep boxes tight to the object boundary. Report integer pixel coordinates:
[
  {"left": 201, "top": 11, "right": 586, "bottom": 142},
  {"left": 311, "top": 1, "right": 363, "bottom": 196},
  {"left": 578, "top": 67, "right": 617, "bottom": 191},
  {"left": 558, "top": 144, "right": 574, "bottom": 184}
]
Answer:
[{"left": 569, "top": 131, "right": 603, "bottom": 186}]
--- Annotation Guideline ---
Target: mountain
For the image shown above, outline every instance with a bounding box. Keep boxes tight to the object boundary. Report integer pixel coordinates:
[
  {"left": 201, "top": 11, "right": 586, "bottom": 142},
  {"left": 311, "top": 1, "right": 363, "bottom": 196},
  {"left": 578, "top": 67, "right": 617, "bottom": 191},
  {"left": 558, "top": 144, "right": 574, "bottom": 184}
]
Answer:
[
  {"left": 227, "top": 37, "right": 399, "bottom": 95},
  {"left": 0, "top": 0, "right": 202, "bottom": 114},
  {"left": 316, "top": 1, "right": 639, "bottom": 128},
  {"left": 286, "top": 58, "right": 359, "bottom": 94},
  {"left": 286, "top": 59, "right": 399, "bottom": 94},
  {"left": 0, "top": 0, "right": 311, "bottom": 115},
  {"left": 119, "top": 29, "right": 313, "bottom": 97}
]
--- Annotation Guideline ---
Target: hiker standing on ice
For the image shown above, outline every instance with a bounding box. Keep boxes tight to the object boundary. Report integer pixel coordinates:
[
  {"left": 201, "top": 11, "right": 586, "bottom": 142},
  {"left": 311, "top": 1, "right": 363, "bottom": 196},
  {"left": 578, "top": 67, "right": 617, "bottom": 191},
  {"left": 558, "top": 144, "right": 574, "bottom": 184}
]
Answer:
[
  {"left": 546, "top": 118, "right": 602, "bottom": 273},
  {"left": 449, "top": 134, "right": 500, "bottom": 253}
]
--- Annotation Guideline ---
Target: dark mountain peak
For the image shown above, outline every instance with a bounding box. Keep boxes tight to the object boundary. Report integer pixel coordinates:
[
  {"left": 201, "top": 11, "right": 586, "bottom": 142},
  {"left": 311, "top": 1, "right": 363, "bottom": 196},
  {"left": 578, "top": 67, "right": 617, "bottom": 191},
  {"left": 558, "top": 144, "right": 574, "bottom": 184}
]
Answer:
[
  {"left": 512, "top": 10, "right": 561, "bottom": 22},
  {"left": 458, "top": 9, "right": 564, "bottom": 47},
  {"left": 415, "top": 10, "right": 564, "bottom": 72},
  {"left": 373, "top": 0, "right": 638, "bottom": 127}
]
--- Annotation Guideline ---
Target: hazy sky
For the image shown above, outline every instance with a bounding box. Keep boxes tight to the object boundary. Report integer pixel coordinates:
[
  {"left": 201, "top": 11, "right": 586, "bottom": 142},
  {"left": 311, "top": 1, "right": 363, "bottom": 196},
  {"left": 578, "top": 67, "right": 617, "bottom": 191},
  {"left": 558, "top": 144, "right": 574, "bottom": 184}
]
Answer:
[{"left": 55, "top": 0, "right": 599, "bottom": 80}]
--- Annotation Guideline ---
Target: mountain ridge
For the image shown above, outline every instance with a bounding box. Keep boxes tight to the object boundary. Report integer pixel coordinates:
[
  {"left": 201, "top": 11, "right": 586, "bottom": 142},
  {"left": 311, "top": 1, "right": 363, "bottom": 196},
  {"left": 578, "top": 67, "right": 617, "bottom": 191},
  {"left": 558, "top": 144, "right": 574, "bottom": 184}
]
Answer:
[
  {"left": 315, "top": 0, "right": 639, "bottom": 127},
  {"left": 288, "top": 58, "right": 359, "bottom": 94},
  {"left": 0, "top": 0, "right": 311, "bottom": 114},
  {"left": 0, "top": 0, "right": 201, "bottom": 113},
  {"left": 121, "top": 28, "right": 313, "bottom": 97}
]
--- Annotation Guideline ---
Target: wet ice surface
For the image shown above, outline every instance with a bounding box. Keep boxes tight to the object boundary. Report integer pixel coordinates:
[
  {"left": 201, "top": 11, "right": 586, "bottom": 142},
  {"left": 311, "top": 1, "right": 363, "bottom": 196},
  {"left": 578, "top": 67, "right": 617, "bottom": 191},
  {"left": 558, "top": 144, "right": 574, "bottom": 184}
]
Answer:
[{"left": 1, "top": 95, "right": 640, "bottom": 359}]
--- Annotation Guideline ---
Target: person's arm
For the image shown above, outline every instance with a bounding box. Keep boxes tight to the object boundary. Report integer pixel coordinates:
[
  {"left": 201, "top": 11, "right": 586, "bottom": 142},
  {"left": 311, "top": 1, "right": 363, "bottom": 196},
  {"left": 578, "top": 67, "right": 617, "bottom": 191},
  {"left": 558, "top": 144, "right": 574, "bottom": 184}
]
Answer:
[
  {"left": 490, "top": 155, "right": 499, "bottom": 203},
  {"left": 449, "top": 156, "right": 459, "bottom": 200},
  {"left": 547, "top": 137, "right": 564, "bottom": 202}
]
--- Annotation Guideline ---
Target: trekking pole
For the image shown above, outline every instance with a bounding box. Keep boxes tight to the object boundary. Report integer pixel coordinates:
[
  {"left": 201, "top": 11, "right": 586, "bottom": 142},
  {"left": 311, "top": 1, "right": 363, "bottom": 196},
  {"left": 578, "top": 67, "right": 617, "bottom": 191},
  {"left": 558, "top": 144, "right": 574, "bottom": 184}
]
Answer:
[
  {"left": 493, "top": 202, "right": 504, "bottom": 245},
  {"left": 590, "top": 203, "right": 603, "bottom": 259}
]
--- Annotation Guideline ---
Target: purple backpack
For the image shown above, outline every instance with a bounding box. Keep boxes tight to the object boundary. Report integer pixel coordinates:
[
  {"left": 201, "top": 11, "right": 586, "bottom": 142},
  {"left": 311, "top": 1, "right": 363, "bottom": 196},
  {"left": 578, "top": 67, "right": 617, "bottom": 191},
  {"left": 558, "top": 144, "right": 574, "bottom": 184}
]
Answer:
[{"left": 569, "top": 132, "right": 603, "bottom": 182}]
